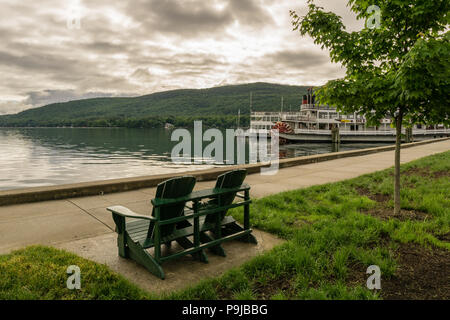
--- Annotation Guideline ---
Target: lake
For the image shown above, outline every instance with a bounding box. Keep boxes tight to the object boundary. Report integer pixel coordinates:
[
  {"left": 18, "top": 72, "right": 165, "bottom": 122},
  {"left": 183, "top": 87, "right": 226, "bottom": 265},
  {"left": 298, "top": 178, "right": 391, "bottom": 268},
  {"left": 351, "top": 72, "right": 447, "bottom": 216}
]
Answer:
[{"left": 0, "top": 127, "right": 393, "bottom": 191}]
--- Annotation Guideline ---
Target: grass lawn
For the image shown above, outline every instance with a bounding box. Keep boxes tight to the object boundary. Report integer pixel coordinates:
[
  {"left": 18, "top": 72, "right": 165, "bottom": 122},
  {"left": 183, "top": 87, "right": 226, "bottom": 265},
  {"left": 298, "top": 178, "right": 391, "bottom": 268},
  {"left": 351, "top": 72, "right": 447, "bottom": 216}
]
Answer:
[
  {"left": 0, "top": 246, "right": 152, "bottom": 300},
  {"left": 1, "top": 151, "right": 448, "bottom": 300}
]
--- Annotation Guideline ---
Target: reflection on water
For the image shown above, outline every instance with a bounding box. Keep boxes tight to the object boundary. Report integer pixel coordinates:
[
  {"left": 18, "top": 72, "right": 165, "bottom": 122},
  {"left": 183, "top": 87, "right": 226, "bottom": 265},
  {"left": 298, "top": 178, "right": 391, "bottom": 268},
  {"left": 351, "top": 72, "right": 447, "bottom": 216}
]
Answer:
[
  {"left": 0, "top": 128, "right": 393, "bottom": 191},
  {"left": 0, "top": 128, "right": 215, "bottom": 190},
  {"left": 278, "top": 142, "right": 391, "bottom": 158}
]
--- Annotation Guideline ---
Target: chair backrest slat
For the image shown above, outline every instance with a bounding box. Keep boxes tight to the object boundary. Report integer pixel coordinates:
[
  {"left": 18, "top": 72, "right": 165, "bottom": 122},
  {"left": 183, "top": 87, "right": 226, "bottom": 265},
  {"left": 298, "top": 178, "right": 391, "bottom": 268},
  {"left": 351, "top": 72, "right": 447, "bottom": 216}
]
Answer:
[
  {"left": 149, "top": 176, "right": 196, "bottom": 239},
  {"left": 205, "top": 169, "right": 247, "bottom": 223}
]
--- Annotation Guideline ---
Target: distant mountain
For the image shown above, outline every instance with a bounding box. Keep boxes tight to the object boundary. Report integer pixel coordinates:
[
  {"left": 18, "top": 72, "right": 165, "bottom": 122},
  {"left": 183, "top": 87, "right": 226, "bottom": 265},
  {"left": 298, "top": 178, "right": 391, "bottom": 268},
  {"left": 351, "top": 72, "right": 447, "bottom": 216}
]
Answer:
[{"left": 0, "top": 82, "right": 309, "bottom": 128}]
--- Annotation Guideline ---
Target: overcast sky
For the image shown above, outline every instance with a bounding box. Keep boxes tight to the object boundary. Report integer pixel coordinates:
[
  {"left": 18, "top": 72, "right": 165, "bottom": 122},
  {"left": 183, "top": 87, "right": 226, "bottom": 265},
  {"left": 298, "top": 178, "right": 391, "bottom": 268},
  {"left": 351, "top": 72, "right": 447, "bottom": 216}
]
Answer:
[{"left": 0, "top": 0, "right": 364, "bottom": 115}]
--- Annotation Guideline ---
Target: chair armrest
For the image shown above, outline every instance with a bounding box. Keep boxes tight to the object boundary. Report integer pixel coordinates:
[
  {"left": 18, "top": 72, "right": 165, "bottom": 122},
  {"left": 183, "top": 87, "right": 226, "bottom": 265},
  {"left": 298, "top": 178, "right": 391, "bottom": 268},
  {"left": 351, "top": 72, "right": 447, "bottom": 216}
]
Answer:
[{"left": 107, "top": 206, "right": 156, "bottom": 221}]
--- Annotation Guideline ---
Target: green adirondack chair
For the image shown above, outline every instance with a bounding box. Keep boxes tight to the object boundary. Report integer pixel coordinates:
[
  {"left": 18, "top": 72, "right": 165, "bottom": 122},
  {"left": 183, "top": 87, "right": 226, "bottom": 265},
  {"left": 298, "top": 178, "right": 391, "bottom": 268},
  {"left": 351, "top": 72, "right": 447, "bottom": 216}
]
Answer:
[
  {"left": 200, "top": 169, "right": 258, "bottom": 256},
  {"left": 107, "top": 171, "right": 257, "bottom": 279},
  {"left": 107, "top": 176, "right": 207, "bottom": 280}
]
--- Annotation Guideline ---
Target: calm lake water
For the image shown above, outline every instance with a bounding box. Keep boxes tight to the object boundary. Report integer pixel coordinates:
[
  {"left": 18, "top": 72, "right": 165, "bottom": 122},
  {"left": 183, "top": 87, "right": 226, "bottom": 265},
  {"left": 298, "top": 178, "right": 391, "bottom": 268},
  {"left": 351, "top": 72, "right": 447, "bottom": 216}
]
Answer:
[{"left": 0, "top": 128, "right": 392, "bottom": 191}]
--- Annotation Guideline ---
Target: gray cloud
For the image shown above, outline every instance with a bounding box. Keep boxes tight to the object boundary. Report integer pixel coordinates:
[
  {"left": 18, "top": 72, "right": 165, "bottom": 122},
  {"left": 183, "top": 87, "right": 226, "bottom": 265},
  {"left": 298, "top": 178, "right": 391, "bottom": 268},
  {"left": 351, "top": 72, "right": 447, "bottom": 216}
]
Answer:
[
  {"left": 24, "top": 90, "right": 117, "bottom": 108},
  {"left": 128, "top": 0, "right": 234, "bottom": 37},
  {"left": 0, "top": 100, "right": 31, "bottom": 116},
  {"left": 126, "top": 0, "right": 275, "bottom": 37},
  {"left": 228, "top": 0, "right": 274, "bottom": 27},
  {"left": 259, "top": 49, "right": 331, "bottom": 71},
  {"left": 0, "top": 0, "right": 360, "bottom": 115},
  {"left": 130, "top": 68, "right": 153, "bottom": 81},
  {"left": 82, "top": 41, "right": 130, "bottom": 54},
  {"left": 0, "top": 50, "right": 80, "bottom": 73}
]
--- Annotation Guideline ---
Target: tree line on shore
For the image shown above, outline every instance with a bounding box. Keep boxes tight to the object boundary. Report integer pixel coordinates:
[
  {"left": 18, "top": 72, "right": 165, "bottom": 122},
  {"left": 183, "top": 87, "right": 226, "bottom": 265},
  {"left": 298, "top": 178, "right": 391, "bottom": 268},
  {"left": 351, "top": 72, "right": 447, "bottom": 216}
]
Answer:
[
  {"left": 0, "top": 83, "right": 305, "bottom": 129},
  {"left": 0, "top": 115, "right": 250, "bottom": 129}
]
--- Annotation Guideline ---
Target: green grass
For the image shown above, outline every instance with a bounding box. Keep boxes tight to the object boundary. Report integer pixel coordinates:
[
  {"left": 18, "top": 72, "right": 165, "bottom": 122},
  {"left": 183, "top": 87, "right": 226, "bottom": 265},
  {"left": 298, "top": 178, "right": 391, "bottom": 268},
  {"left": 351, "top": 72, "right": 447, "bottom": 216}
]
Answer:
[
  {"left": 0, "top": 150, "right": 448, "bottom": 300},
  {"left": 167, "top": 150, "right": 449, "bottom": 300},
  {"left": 0, "top": 246, "right": 152, "bottom": 300}
]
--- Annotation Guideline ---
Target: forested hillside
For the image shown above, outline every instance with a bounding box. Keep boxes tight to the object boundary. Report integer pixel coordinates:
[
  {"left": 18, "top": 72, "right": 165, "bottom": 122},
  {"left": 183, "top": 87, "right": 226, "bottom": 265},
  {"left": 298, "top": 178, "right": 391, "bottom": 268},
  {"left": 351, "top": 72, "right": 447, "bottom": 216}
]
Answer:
[{"left": 0, "top": 83, "right": 308, "bottom": 128}]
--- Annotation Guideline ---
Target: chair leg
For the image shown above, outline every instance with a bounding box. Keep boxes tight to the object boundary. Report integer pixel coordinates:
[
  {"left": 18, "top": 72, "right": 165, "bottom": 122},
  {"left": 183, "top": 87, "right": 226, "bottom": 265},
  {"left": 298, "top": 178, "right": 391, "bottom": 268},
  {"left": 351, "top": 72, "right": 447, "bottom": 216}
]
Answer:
[
  {"left": 125, "top": 234, "right": 165, "bottom": 280},
  {"left": 200, "top": 232, "right": 226, "bottom": 257},
  {"left": 197, "top": 250, "right": 208, "bottom": 263},
  {"left": 117, "top": 233, "right": 128, "bottom": 258},
  {"left": 176, "top": 237, "right": 208, "bottom": 263}
]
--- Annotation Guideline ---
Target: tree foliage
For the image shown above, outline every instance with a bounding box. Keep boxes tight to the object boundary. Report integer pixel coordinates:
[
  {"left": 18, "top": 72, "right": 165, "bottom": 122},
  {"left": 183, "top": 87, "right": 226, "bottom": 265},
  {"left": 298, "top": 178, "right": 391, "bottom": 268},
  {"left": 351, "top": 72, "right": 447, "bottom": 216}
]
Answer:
[
  {"left": 291, "top": 0, "right": 449, "bottom": 126},
  {"left": 291, "top": 0, "right": 449, "bottom": 214}
]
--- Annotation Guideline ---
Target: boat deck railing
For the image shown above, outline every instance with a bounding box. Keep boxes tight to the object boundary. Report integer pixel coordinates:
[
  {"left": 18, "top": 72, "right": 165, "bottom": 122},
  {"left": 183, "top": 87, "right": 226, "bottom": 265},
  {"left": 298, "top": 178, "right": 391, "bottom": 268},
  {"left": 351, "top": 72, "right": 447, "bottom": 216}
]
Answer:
[
  {"left": 252, "top": 112, "right": 302, "bottom": 117},
  {"left": 291, "top": 129, "right": 450, "bottom": 136},
  {"left": 300, "top": 104, "right": 336, "bottom": 111}
]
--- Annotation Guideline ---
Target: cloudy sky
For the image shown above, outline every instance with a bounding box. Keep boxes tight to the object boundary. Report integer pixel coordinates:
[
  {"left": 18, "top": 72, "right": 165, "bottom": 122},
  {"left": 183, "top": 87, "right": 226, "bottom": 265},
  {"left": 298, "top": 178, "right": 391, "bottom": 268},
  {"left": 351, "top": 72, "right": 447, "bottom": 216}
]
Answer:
[{"left": 0, "top": 0, "right": 364, "bottom": 115}]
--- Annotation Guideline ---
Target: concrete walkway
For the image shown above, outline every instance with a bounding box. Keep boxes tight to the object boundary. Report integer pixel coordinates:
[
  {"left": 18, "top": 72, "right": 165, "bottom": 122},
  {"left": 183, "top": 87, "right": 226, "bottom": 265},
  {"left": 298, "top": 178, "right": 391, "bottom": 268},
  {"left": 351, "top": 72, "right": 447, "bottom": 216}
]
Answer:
[
  {"left": 0, "top": 139, "right": 448, "bottom": 292},
  {"left": 1, "top": 139, "right": 449, "bottom": 253},
  {"left": 56, "top": 228, "right": 283, "bottom": 294}
]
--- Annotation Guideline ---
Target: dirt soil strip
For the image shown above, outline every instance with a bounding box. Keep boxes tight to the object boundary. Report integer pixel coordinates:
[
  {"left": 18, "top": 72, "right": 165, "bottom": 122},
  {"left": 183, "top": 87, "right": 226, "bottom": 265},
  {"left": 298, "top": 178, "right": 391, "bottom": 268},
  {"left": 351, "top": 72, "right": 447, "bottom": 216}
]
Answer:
[
  {"left": 348, "top": 243, "right": 449, "bottom": 300},
  {"left": 382, "top": 244, "right": 450, "bottom": 300}
]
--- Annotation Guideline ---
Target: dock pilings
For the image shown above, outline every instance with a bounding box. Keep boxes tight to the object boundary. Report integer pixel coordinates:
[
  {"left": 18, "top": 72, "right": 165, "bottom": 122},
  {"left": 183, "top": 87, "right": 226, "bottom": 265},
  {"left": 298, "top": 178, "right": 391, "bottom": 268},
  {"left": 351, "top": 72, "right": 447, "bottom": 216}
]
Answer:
[
  {"left": 405, "top": 127, "right": 413, "bottom": 143},
  {"left": 331, "top": 126, "right": 341, "bottom": 144}
]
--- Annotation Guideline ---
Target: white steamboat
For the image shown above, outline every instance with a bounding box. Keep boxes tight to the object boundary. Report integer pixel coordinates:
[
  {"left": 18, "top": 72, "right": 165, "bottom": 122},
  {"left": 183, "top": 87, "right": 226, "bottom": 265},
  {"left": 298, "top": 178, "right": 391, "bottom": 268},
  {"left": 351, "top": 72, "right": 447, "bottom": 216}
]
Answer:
[{"left": 249, "top": 89, "right": 449, "bottom": 143}]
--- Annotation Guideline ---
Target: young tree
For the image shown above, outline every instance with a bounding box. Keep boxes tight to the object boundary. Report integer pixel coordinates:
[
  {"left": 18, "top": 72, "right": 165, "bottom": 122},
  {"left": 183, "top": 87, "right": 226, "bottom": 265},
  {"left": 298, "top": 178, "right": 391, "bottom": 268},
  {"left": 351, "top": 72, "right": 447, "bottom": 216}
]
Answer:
[{"left": 291, "top": 0, "right": 449, "bottom": 214}]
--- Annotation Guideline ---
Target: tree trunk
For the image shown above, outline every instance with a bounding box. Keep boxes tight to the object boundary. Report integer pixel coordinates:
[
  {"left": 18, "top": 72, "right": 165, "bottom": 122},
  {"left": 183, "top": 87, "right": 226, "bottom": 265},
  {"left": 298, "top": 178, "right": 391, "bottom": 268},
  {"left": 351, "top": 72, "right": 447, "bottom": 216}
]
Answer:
[{"left": 394, "top": 111, "right": 403, "bottom": 215}]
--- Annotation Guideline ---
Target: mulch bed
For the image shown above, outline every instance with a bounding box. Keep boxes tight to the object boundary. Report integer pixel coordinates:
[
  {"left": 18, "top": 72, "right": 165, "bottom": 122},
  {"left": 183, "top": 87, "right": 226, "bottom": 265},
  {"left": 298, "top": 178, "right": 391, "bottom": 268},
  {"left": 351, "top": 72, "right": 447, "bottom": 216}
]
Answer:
[
  {"left": 215, "top": 275, "right": 295, "bottom": 300},
  {"left": 347, "top": 243, "right": 450, "bottom": 300},
  {"left": 356, "top": 186, "right": 391, "bottom": 203},
  {"left": 252, "top": 275, "right": 296, "bottom": 299},
  {"left": 382, "top": 243, "right": 450, "bottom": 300},
  {"left": 355, "top": 186, "right": 430, "bottom": 221},
  {"left": 400, "top": 167, "right": 450, "bottom": 179},
  {"left": 437, "top": 232, "right": 450, "bottom": 242},
  {"left": 365, "top": 207, "right": 430, "bottom": 221}
]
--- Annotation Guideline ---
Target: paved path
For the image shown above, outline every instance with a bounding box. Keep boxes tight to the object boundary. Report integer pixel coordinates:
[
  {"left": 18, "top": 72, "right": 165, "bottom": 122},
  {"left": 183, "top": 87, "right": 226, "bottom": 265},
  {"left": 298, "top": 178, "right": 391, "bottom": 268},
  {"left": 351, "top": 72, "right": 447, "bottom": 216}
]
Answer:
[{"left": 1, "top": 139, "right": 449, "bottom": 255}]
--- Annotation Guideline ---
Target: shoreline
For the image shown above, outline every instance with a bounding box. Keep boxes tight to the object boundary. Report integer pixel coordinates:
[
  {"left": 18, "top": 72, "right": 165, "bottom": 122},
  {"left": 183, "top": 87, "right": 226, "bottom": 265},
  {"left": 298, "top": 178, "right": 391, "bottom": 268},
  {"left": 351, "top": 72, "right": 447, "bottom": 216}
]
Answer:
[{"left": 0, "top": 137, "right": 448, "bottom": 207}]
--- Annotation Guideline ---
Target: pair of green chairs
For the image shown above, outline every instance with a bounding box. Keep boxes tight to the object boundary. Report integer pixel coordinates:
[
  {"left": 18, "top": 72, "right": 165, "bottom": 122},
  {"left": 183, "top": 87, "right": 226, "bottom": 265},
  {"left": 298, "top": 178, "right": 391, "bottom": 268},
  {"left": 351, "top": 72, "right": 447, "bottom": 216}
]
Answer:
[{"left": 107, "top": 169, "right": 257, "bottom": 279}]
